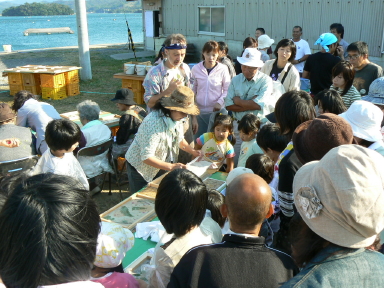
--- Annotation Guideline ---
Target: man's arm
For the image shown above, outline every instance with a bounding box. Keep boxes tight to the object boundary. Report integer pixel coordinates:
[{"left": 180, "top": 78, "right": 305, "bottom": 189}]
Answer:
[
  {"left": 302, "top": 70, "right": 310, "bottom": 79},
  {"left": 227, "top": 96, "right": 261, "bottom": 112},
  {"left": 292, "top": 54, "right": 310, "bottom": 65}
]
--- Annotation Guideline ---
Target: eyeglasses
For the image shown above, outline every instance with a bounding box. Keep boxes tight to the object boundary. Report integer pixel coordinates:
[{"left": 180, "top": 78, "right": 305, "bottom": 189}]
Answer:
[{"left": 345, "top": 54, "right": 361, "bottom": 60}]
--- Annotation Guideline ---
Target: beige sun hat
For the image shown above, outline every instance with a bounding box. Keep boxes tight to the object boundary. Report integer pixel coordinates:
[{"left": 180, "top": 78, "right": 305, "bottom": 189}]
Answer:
[
  {"left": 257, "top": 34, "right": 275, "bottom": 49},
  {"left": 293, "top": 144, "right": 384, "bottom": 248},
  {"left": 161, "top": 86, "right": 200, "bottom": 115}
]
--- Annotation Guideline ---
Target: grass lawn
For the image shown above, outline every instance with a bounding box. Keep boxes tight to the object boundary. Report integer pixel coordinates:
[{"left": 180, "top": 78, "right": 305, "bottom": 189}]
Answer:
[{"left": 0, "top": 46, "right": 154, "bottom": 113}]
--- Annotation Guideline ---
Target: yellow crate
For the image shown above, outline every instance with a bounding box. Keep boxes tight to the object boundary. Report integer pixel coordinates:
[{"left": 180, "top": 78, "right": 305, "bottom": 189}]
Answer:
[
  {"left": 64, "top": 70, "right": 79, "bottom": 83},
  {"left": 23, "top": 85, "right": 41, "bottom": 96},
  {"left": 122, "top": 79, "right": 144, "bottom": 91},
  {"left": 40, "top": 73, "right": 66, "bottom": 88},
  {"left": 9, "top": 84, "right": 24, "bottom": 96},
  {"left": 66, "top": 83, "right": 80, "bottom": 96},
  {"left": 41, "top": 86, "right": 67, "bottom": 100},
  {"left": 132, "top": 89, "right": 145, "bottom": 105},
  {"left": 22, "top": 73, "right": 40, "bottom": 87},
  {"left": 8, "top": 73, "right": 22, "bottom": 85}
]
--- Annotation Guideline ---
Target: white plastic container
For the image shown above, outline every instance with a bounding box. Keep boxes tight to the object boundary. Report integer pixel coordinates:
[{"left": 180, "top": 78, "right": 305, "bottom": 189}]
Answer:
[
  {"left": 136, "top": 64, "right": 147, "bottom": 76},
  {"left": 145, "top": 65, "right": 153, "bottom": 73},
  {"left": 124, "top": 63, "right": 135, "bottom": 75},
  {"left": 3, "top": 45, "right": 12, "bottom": 52}
]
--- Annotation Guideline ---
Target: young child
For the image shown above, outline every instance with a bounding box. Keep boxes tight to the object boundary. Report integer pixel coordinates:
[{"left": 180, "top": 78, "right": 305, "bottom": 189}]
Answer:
[
  {"left": 315, "top": 89, "right": 347, "bottom": 115},
  {"left": 237, "top": 114, "right": 263, "bottom": 167},
  {"left": 207, "top": 189, "right": 226, "bottom": 228},
  {"left": 30, "top": 119, "right": 89, "bottom": 190},
  {"left": 245, "top": 153, "right": 278, "bottom": 245},
  {"left": 256, "top": 124, "right": 289, "bottom": 164},
  {"left": 195, "top": 114, "right": 235, "bottom": 172},
  {"left": 91, "top": 222, "right": 141, "bottom": 288},
  {"left": 110, "top": 88, "right": 147, "bottom": 158},
  {"left": 330, "top": 61, "right": 361, "bottom": 108}
]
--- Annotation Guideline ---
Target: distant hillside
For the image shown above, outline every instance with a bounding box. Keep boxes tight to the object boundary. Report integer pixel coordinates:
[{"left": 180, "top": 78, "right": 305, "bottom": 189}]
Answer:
[
  {"left": 3, "top": 2, "right": 73, "bottom": 16},
  {"left": 0, "top": 0, "right": 142, "bottom": 14}
]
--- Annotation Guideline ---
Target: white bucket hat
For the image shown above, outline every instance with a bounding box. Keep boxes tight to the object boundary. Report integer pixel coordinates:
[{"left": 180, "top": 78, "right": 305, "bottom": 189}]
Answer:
[
  {"left": 339, "top": 100, "right": 383, "bottom": 142},
  {"left": 94, "top": 222, "right": 135, "bottom": 268},
  {"left": 236, "top": 48, "right": 264, "bottom": 68},
  {"left": 293, "top": 145, "right": 384, "bottom": 248},
  {"left": 257, "top": 34, "right": 275, "bottom": 49},
  {"left": 226, "top": 167, "right": 254, "bottom": 185}
]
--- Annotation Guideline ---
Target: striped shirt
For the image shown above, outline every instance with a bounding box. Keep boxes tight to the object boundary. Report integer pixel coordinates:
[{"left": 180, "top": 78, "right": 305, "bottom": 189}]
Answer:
[{"left": 330, "top": 85, "right": 361, "bottom": 108}]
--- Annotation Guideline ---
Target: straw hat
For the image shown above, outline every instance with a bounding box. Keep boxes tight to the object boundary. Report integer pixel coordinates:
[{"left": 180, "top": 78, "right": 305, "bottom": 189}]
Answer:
[
  {"left": 339, "top": 100, "right": 383, "bottom": 142},
  {"left": 237, "top": 48, "right": 264, "bottom": 68},
  {"left": 161, "top": 86, "right": 200, "bottom": 115},
  {"left": 0, "top": 103, "right": 16, "bottom": 123},
  {"left": 293, "top": 145, "right": 384, "bottom": 248}
]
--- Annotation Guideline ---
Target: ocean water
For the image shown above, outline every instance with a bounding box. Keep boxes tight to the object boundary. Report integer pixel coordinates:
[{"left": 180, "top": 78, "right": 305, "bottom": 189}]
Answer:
[{"left": 1, "top": 13, "right": 143, "bottom": 51}]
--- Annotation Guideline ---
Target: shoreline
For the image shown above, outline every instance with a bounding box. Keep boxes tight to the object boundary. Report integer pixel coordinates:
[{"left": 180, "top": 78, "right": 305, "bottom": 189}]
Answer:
[{"left": 0, "top": 42, "right": 144, "bottom": 54}]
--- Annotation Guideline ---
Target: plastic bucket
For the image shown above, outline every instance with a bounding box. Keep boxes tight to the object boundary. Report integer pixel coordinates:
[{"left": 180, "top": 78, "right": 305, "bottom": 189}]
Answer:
[
  {"left": 124, "top": 64, "right": 135, "bottom": 75},
  {"left": 3, "top": 45, "right": 12, "bottom": 52},
  {"left": 136, "top": 64, "right": 147, "bottom": 76}
]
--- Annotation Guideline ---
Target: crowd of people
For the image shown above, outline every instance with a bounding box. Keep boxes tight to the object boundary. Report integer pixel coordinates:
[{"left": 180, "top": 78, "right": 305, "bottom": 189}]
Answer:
[{"left": 1, "top": 22, "right": 384, "bottom": 287}]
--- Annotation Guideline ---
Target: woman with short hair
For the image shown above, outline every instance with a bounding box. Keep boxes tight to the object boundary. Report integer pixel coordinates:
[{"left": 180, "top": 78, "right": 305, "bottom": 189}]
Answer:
[
  {"left": 77, "top": 100, "right": 112, "bottom": 179},
  {"left": 261, "top": 39, "right": 301, "bottom": 92},
  {"left": 149, "top": 169, "right": 222, "bottom": 288}
]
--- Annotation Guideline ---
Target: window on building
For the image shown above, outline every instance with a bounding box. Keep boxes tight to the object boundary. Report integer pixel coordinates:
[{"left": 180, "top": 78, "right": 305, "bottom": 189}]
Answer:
[{"left": 198, "top": 6, "right": 225, "bottom": 35}]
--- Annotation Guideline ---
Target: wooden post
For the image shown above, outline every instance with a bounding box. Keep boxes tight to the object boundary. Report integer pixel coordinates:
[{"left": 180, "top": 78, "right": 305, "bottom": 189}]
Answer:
[{"left": 74, "top": 0, "right": 92, "bottom": 80}]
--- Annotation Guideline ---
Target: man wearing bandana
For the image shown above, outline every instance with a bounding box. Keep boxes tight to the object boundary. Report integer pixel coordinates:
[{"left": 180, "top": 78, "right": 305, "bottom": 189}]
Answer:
[
  {"left": 302, "top": 33, "right": 341, "bottom": 96},
  {"left": 143, "top": 33, "right": 198, "bottom": 163}
]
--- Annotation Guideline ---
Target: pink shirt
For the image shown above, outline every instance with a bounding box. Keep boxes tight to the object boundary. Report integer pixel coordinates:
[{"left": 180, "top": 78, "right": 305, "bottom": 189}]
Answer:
[
  {"left": 191, "top": 61, "right": 231, "bottom": 113},
  {"left": 91, "top": 272, "right": 139, "bottom": 288}
]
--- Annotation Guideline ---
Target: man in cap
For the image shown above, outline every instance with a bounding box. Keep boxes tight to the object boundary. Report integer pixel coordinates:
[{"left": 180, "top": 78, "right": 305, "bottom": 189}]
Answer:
[
  {"left": 168, "top": 173, "right": 298, "bottom": 288},
  {"left": 302, "top": 33, "right": 342, "bottom": 95},
  {"left": 225, "top": 48, "right": 273, "bottom": 164}
]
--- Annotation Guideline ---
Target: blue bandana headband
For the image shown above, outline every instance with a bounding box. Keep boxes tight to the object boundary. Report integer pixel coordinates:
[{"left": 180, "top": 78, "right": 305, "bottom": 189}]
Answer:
[
  {"left": 314, "top": 33, "right": 338, "bottom": 52},
  {"left": 164, "top": 43, "right": 187, "bottom": 49}
]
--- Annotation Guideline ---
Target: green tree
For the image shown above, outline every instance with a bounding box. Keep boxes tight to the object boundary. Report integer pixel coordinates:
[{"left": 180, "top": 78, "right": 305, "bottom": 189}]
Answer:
[{"left": 2, "top": 2, "right": 73, "bottom": 16}]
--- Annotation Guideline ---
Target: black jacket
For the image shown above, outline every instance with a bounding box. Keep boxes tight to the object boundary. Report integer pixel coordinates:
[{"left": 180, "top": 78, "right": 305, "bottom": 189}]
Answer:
[{"left": 168, "top": 234, "right": 298, "bottom": 288}]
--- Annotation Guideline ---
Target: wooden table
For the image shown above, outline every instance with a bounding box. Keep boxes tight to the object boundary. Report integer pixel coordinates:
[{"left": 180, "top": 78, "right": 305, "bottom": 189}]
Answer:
[
  {"left": 60, "top": 110, "right": 120, "bottom": 136},
  {"left": 113, "top": 73, "right": 145, "bottom": 105}
]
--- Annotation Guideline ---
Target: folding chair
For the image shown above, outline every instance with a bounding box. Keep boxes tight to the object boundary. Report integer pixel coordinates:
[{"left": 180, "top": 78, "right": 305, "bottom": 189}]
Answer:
[
  {"left": 77, "top": 138, "right": 123, "bottom": 200},
  {"left": 0, "top": 155, "right": 39, "bottom": 177}
]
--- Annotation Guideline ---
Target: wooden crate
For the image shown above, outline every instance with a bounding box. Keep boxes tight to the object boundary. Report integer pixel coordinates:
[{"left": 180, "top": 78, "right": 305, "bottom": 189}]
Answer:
[
  {"left": 40, "top": 73, "right": 66, "bottom": 88},
  {"left": 9, "top": 84, "right": 24, "bottom": 96},
  {"left": 23, "top": 85, "right": 41, "bottom": 96},
  {"left": 64, "top": 70, "right": 79, "bottom": 83},
  {"left": 41, "top": 86, "right": 67, "bottom": 100},
  {"left": 7, "top": 73, "right": 22, "bottom": 85},
  {"left": 66, "top": 83, "right": 80, "bottom": 96},
  {"left": 22, "top": 73, "right": 40, "bottom": 87}
]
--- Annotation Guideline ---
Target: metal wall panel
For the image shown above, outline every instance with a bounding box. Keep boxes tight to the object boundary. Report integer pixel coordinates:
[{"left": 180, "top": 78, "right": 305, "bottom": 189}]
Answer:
[
  {"left": 256, "top": 1, "right": 273, "bottom": 37},
  {"left": 320, "top": 0, "right": 342, "bottom": 33},
  {"left": 302, "top": 1, "right": 323, "bottom": 49},
  {"left": 285, "top": 1, "right": 305, "bottom": 39},
  {"left": 272, "top": 0, "right": 289, "bottom": 41},
  {"left": 359, "top": 0, "right": 384, "bottom": 57},
  {"left": 233, "top": 1, "right": 247, "bottom": 41},
  {"left": 161, "top": 0, "right": 383, "bottom": 57}
]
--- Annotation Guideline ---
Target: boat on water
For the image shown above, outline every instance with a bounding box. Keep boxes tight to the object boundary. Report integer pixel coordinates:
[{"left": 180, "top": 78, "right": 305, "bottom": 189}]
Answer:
[{"left": 23, "top": 27, "right": 74, "bottom": 36}]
